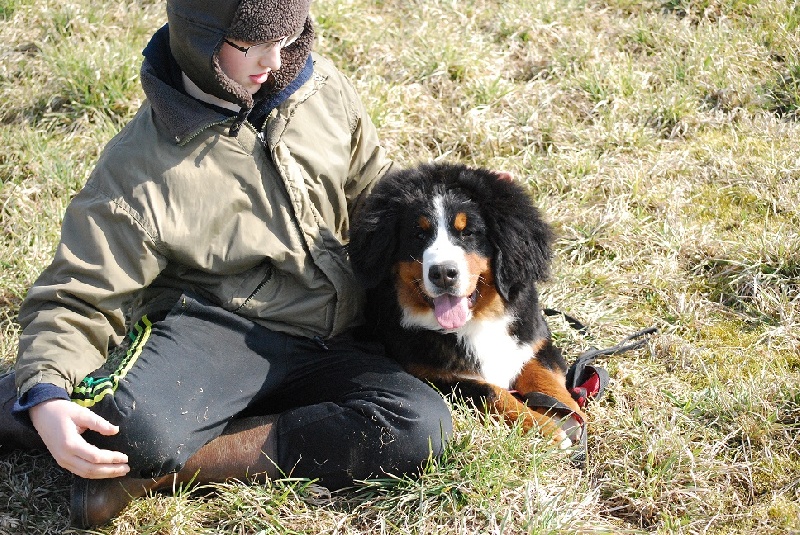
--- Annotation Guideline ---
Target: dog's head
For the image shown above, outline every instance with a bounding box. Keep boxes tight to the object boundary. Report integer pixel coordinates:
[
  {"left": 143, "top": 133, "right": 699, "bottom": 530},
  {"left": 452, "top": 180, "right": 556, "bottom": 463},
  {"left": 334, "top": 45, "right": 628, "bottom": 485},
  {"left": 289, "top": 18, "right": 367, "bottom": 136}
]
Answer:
[{"left": 349, "top": 163, "right": 553, "bottom": 331}]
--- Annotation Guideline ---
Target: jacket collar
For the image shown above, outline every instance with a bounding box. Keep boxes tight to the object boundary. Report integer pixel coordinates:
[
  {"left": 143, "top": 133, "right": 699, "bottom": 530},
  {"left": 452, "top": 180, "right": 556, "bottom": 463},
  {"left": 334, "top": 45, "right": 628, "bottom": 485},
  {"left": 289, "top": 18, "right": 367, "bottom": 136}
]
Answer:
[{"left": 141, "top": 25, "right": 232, "bottom": 144}]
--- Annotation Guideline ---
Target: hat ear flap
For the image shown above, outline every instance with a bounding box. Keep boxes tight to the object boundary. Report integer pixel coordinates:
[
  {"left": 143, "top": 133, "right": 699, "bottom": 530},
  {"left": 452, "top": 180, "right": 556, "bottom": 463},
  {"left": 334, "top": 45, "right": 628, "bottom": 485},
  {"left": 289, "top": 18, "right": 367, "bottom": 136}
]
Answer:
[{"left": 348, "top": 199, "right": 400, "bottom": 289}]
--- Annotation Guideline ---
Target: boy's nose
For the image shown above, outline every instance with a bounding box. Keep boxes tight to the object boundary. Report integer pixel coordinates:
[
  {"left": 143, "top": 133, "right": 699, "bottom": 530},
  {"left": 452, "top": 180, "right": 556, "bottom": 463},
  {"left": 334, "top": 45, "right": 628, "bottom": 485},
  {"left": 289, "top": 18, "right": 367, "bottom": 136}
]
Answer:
[{"left": 258, "top": 46, "right": 281, "bottom": 71}]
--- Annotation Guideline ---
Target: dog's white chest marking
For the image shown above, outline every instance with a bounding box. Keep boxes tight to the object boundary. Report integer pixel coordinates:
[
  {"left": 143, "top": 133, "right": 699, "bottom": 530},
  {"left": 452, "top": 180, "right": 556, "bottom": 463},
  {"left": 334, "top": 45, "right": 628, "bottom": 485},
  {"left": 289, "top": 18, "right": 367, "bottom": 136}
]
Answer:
[
  {"left": 400, "top": 308, "right": 531, "bottom": 389},
  {"left": 458, "top": 316, "right": 530, "bottom": 389}
]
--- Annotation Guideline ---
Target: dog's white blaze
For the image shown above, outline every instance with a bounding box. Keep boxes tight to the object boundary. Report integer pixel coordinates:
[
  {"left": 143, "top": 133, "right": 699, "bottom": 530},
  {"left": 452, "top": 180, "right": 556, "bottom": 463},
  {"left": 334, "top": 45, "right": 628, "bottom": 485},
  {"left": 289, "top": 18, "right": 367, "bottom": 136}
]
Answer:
[
  {"left": 458, "top": 315, "right": 530, "bottom": 389},
  {"left": 422, "top": 196, "right": 472, "bottom": 298}
]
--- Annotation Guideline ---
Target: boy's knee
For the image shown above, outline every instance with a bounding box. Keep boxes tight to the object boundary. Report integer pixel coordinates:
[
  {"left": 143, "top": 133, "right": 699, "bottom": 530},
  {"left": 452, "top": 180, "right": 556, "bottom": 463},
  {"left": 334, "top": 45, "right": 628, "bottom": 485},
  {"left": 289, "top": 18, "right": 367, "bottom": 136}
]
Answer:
[
  {"left": 395, "top": 380, "right": 453, "bottom": 465},
  {"left": 89, "top": 411, "right": 196, "bottom": 478}
]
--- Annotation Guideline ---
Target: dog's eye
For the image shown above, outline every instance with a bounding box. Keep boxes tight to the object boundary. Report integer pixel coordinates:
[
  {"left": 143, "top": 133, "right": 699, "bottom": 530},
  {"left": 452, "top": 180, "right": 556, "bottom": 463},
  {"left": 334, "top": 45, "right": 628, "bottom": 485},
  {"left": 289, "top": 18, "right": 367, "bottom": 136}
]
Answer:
[
  {"left": 415, "top": 230, "right": 427, "bottom": 241},
  {"left": 458, "top": 228, "right": 476, "bottom": 239}
]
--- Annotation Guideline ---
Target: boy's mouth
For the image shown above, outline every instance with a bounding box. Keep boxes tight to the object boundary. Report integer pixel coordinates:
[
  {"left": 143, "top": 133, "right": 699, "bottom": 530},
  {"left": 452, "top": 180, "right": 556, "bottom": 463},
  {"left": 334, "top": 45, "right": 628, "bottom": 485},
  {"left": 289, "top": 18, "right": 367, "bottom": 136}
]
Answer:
[{"left": 250, "top": 72, "right": 272, "bottom": 84}]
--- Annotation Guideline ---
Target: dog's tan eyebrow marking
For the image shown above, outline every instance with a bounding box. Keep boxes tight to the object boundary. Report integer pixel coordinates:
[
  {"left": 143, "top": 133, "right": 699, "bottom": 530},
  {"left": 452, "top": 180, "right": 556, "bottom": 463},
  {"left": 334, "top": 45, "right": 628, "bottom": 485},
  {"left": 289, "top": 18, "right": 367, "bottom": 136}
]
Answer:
[
  {"left": 453, "top": 212, "right": 468, "bottom": 232},
  {"left": 418, "top": 216, "right": 432, "bottom": 231}
]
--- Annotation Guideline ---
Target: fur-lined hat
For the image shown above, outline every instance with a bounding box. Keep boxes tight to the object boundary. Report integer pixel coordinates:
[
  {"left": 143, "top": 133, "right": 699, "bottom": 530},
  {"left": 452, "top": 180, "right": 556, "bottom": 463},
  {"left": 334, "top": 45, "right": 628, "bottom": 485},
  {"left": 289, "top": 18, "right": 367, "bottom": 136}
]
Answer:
[{"left": 167, "top": 0, "right": 313, "bottom": 112}]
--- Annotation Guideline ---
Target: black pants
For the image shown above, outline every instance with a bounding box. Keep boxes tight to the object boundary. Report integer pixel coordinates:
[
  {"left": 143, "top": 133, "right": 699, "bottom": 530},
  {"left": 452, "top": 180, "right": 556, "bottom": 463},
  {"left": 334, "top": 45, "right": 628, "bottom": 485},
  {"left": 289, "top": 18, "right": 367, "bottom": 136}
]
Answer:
[{"left": 74, "top": 293, "right": 452, "bottom": 489}]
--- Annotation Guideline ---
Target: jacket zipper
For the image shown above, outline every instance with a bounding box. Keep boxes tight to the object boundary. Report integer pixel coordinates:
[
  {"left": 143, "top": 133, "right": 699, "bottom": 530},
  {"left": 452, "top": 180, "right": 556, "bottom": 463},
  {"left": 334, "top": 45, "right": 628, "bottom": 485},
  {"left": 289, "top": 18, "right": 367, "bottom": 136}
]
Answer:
[
  {"left": 177, "top": 118, "right": 238, "bottom": 147},
  {"left": 233, "top": 269, "right": 274, "bottom": 313}
]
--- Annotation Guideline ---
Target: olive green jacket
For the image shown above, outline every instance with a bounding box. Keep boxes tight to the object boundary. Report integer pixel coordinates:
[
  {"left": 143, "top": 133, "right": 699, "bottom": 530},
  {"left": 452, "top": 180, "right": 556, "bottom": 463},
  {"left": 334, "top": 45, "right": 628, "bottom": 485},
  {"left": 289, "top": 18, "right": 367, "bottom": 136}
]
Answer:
[{"left": 15, "top": 52, "right": 392, "bottom": 395}]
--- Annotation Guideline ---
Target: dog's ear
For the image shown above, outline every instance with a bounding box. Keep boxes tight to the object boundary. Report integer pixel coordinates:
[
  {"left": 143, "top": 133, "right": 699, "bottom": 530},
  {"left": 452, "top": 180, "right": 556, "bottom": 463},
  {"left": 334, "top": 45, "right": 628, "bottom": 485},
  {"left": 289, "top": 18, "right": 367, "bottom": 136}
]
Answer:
[
  {"left": 475, "top": 172, "right": 553, "bottom": 303},
  {"left": 348, "top": 185, "right": 401, "bottom": 289}
]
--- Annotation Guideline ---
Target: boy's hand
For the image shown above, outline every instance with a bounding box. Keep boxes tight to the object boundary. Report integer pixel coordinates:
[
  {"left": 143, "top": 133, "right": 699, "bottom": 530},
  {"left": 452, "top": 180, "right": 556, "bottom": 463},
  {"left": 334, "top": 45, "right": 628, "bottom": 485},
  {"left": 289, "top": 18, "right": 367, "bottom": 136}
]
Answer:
[{"left": 29, "top": 399, "right": 130, "bottom": 479}]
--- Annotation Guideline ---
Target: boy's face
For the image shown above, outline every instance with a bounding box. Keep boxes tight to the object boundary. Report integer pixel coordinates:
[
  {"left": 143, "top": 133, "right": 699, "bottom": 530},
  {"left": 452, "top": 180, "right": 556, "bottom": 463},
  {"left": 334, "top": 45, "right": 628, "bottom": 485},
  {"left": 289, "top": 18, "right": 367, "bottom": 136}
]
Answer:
[{"left": 218, "top": 38, "right": 283, "bottom": 95}]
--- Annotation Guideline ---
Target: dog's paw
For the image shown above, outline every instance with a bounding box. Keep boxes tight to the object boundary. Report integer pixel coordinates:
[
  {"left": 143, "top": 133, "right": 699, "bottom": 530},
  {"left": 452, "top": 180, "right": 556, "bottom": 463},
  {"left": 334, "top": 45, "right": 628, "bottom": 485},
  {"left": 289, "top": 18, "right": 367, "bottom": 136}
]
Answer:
[
  {"left": 548, "top": 414, "right": 583, "bottom": 449},
  {"left": 547, "top": 428, "right": 571, "bottom": 449}
]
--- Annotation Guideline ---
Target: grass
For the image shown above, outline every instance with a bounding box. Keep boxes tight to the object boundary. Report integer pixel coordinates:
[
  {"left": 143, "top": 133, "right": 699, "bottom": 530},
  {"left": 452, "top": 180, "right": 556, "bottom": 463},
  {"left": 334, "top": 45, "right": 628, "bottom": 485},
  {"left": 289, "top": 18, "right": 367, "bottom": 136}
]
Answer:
[{"left": 1, "top": 0, "right": 799, "bottom": 533}]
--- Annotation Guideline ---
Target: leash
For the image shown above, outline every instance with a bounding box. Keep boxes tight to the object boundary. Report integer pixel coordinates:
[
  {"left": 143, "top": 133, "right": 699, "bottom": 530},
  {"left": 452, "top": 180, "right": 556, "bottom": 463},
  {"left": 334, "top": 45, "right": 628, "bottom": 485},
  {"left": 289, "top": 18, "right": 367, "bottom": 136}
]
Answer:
[
  {"left": 542, "top": 308, "right": 590, "bottom": 336},
  {"left": 512, "top": 309, "right": 658, "bottom": 466},
  {"left": 543, "top": 308, "right": 658, "bottom": 407}
]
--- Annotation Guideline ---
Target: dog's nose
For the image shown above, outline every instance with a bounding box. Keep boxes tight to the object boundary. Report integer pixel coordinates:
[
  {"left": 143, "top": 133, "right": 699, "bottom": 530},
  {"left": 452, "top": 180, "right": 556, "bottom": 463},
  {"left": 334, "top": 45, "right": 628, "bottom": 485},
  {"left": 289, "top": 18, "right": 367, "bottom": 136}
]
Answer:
[{"left": 428, "top": 262, "right": 459, "bottom": 289}]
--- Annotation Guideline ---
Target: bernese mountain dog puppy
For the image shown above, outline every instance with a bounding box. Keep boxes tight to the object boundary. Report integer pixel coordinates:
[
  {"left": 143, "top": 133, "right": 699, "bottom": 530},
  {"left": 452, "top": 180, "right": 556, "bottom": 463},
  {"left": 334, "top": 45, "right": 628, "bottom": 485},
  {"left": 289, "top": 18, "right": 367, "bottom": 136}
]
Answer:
[{"left": 349, "top": 163, "right": 585, "bottom": 448}]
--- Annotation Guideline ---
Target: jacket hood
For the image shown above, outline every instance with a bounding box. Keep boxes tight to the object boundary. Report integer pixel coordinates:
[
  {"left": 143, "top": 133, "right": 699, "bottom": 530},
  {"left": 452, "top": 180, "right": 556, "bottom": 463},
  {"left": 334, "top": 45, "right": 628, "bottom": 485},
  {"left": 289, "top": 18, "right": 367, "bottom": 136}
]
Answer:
[
  {"left": 166, "top": 0, "right": 314, "bottom": 113},
  {"left": 140, "top": 24, "right": 314, "bottom": 142}
]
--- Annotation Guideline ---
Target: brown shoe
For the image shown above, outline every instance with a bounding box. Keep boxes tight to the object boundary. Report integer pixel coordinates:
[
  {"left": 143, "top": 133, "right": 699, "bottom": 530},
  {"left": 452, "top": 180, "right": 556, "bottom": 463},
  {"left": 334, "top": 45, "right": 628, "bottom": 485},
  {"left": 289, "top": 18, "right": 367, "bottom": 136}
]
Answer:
[
  {"left": 0, "top": 372, "right": 46, "bottom": 452},
  {"left": 69, "top": 474, "right": 163, "bottom": 529},
  {"left": 69, "top": 414, "right": 278, "bottom": 528}
]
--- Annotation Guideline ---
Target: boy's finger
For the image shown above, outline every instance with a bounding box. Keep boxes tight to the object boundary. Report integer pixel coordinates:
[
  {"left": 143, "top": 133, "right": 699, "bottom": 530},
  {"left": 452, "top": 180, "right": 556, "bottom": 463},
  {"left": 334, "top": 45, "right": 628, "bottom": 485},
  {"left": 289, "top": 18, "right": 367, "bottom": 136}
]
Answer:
[
  {"left": 73, "top": 406, "right": 120, "bottom": 436},
  {"left": 493, "top": 170, "right": 514, "bottom": 181},
  {"left": 73, "top": 437, "right": 129, "bottom": 465},
  {"left": 69, "top": 455, "right": 131, "bottom": 479}
]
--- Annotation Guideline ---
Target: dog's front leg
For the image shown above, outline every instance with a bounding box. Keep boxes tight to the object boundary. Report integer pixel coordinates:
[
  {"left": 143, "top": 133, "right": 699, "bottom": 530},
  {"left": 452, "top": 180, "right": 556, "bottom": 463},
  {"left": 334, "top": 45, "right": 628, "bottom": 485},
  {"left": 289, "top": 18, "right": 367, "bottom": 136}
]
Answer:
[
  {"left": 432, "top": 376, "right": 573, "bottom": 446},
  {"left": 486, "top": 386, "right": 573, "bottom": 445},
  {"left": 511, "top": 355, "right": 586, "bottom": 447}
]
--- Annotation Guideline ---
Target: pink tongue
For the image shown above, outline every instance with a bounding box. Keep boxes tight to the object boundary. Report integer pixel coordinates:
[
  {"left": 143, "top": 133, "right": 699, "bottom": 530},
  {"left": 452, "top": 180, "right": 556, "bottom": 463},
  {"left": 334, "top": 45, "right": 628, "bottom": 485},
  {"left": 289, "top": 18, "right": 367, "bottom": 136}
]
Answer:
[{"left": 433, "top": 294, "right": 469, "bottom": 330}]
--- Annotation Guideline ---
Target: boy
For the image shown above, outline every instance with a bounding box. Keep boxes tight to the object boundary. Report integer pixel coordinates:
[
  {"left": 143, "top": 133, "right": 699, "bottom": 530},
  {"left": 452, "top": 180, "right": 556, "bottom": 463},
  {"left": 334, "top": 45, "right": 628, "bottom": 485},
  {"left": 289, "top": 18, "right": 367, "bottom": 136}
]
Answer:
[{"left": 0, "top": 0, "right": 452, "bottom": 528}]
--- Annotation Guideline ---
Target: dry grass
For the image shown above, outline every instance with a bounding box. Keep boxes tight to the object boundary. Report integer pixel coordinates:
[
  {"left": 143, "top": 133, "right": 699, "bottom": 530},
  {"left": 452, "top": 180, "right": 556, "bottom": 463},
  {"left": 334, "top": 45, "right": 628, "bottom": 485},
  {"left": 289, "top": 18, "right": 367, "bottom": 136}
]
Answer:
[{"left": 1, "top": 0, "right": 799, "bottom": 533}]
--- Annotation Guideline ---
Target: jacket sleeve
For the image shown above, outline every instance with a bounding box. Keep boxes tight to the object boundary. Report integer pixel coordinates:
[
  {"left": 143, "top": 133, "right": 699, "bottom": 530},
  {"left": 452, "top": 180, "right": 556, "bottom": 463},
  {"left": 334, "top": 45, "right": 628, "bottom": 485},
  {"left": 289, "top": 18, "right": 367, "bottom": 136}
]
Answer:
[
  {"left": 15, "top": 182, "right": 167, "bottom": 396},
  {"left": 338, "top": 71, "right": 395, "bottom": 219}
]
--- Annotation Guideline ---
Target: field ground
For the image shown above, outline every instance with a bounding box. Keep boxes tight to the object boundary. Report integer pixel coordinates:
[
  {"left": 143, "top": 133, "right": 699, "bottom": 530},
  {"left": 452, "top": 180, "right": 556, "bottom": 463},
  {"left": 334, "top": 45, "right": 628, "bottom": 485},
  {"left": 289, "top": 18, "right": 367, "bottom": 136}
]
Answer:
[{"left": 1, "top": 0, "right": 799, "bottom": 533}]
